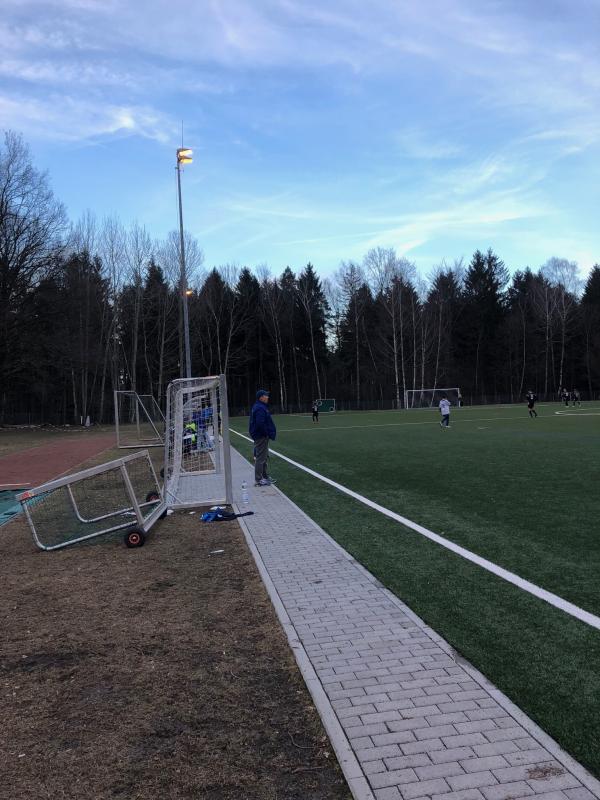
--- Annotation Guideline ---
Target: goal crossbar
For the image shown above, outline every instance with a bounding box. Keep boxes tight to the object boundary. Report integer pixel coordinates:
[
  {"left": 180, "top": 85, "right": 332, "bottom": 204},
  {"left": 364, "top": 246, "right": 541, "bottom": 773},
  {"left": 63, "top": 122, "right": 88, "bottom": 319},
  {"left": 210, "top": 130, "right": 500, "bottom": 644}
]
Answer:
[
  {"left": 404, "top": 387, "right": 461, "bottom": 409},
  {"left": 114, "top": 391, "right": 165, "bottom": 448}
]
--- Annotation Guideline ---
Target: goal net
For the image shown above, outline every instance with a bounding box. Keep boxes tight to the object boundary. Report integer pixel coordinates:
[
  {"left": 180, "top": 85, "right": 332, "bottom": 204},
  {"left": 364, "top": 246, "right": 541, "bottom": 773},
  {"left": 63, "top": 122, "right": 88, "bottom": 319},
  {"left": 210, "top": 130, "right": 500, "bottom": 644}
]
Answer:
[
  {"left": 315, "top": 398, "right": 336, "bottom": 412},
  {"left": 404, "top": 387, "right": 462, "bottom": 409},
  {"left": 164, "top": 375, "right": 233, "bottom": 510},
  {"left": 114, "top": 391, "right": 165, "bottom": 448}
]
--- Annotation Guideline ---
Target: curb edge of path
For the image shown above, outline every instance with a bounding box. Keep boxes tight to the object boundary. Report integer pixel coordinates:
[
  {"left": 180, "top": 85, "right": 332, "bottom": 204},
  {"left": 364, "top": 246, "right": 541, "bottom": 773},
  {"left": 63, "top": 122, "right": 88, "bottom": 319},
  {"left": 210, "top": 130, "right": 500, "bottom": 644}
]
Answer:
[
  {"left": 232, "top": 446, "right": 600, "bottom": 799},
  {"left": 281, "top": 482, "right": 600, "bottom": 798},
  {"left": 234, "top": 500, "right": 376, "bottom": 800}
]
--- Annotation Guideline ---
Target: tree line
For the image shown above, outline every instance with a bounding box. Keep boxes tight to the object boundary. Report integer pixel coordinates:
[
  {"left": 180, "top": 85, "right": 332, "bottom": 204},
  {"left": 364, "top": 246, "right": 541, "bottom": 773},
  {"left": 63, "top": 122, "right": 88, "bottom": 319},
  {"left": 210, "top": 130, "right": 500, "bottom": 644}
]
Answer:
[{"left": 1, "top": 131, "right": 599, "bottom": 425}]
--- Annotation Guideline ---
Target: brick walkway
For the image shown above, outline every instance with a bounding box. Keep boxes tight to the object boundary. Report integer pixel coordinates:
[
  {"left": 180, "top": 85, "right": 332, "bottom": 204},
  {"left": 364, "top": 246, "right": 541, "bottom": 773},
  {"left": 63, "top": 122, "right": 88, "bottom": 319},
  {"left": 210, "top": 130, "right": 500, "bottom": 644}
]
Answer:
[{"left": 230, "top": 447, "right": 600, "bottom": 800}]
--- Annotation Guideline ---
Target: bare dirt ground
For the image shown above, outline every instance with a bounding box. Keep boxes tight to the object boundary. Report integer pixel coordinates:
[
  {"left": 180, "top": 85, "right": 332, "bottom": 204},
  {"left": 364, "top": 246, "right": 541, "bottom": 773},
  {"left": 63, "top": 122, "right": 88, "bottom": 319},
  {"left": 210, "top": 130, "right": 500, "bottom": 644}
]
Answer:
[{"left": 1, "top": 474, "right": 351, "bottom": 799}]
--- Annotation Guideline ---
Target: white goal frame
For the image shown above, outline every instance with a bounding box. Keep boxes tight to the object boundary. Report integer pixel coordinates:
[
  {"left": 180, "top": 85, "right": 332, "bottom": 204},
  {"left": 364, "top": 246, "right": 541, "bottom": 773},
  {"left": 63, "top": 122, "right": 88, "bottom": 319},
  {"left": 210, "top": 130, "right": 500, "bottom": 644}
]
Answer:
[
  {"left": 404, "top": 387, "right": 461, "bottom": 409},
  {"left": 114, "top": 391, "right": 165, "bottom": 448},
  {"left": 163, "top": 375, "right": 233, "bottom": 510}
]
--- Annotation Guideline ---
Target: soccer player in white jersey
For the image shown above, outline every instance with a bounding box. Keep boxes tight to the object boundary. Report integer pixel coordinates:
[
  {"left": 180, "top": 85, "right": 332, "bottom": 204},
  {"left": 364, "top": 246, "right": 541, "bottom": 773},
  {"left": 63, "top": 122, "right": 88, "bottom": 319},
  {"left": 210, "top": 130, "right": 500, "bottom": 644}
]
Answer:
[{"left": 439, "top": 394, "right": 451, "bottom": 428}]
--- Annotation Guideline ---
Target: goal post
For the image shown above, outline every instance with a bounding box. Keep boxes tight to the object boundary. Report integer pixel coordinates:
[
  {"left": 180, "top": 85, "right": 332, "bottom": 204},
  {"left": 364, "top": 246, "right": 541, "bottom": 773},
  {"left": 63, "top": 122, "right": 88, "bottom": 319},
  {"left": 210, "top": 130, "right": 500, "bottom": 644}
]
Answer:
[
  {"left": 164, "top": 375, "right": 233, "bottom": 510},
  {"left": 403, "top": 387, "right": 462, "bottom": 409},
  {"left": 114, "top": 391, "right": 165, "bottom": 448},
  {"left": 315, "top": 398, "right": 336, "bottom": 412}
]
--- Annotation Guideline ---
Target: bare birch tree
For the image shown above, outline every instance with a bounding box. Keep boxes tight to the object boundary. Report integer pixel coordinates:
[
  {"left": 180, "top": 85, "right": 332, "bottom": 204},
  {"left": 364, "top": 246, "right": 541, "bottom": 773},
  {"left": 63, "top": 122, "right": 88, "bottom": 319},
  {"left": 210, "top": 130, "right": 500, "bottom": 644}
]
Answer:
[{"left": 541, "top": 258, "right": 582, "bottom": 394}]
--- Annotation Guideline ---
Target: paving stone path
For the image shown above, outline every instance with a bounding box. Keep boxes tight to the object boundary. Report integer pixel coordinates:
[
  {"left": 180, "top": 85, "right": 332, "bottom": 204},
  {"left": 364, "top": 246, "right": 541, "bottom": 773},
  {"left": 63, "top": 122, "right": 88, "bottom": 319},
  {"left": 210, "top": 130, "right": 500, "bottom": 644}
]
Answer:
[{"left": 230, "top": 446, "right": 600, "bottom": 800}]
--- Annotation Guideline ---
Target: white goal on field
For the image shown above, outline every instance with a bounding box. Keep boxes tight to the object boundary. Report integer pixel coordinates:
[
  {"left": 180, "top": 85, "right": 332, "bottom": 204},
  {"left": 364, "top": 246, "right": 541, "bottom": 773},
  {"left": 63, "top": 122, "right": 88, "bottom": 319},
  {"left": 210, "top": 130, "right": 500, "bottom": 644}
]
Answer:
[
  {"left": 114, "top": 391, "right": 165, "bottom": 448},
  {"left": 404, "top": 387, "right": 462, "bottom": 409}
]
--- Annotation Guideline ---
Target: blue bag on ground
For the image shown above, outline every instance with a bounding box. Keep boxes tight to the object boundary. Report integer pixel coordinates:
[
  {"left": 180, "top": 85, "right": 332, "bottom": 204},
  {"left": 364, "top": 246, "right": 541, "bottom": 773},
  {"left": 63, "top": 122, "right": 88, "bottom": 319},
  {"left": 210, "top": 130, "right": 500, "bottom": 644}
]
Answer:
[{"left": 201, "top": 507, "right": 254, "bottom": 522}]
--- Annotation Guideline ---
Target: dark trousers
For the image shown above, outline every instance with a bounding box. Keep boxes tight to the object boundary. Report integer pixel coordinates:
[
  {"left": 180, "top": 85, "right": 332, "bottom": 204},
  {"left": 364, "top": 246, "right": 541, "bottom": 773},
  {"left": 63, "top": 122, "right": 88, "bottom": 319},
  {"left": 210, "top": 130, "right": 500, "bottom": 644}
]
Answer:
[{"left": 254, "top": 437, "right": 269, "bottom": 482}]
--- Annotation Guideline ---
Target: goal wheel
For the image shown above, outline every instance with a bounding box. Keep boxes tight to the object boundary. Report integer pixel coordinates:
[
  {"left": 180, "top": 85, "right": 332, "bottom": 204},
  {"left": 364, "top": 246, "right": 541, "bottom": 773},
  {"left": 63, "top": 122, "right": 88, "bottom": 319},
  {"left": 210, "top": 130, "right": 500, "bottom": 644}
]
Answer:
[
  {"left": 146, "top": 490, "right": 167, "bottom": 519},
  {"left": 125, "top": 528, "right": 145, "bottom": 548},
  {"left": 159, "top": 467, "right": 165, "bottom": 479}
]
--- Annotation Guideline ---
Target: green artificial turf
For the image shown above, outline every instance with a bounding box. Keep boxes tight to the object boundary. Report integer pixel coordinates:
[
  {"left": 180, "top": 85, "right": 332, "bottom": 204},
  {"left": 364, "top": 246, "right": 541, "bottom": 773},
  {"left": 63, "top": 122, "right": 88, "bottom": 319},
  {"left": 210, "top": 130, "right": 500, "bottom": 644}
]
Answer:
[{"left": 230, "top": 402, "right": 600, "bottom": 778}]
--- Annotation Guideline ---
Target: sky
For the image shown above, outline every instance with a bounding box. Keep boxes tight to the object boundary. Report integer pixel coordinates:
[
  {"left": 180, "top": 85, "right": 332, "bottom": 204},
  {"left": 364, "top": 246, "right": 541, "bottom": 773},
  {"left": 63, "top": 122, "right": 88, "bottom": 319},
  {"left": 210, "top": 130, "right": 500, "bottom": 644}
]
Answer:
[{"left": 1, "top": 0, "right": 600, "bottom": 280}]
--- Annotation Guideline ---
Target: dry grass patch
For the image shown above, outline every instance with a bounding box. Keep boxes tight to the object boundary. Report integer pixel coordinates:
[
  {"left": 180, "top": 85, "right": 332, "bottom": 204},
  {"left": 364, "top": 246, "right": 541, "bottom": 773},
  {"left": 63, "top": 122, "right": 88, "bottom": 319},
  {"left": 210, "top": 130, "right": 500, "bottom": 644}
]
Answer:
[{"left": 1, "top": 511, "right": 351, "bottom": 800}]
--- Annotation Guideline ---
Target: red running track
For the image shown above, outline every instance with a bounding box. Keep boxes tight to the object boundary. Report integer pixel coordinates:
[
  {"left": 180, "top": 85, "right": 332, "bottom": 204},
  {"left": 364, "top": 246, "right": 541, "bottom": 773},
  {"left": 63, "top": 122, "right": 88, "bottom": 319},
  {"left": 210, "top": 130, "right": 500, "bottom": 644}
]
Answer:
[{"left": 0, "top": 434, "right": 116, "bottom": 488}]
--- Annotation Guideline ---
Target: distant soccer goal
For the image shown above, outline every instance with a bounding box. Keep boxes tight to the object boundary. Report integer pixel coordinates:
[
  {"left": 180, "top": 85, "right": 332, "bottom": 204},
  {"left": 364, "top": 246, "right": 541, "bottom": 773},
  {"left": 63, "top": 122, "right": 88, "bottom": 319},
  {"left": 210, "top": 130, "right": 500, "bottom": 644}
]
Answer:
[
  {"left": 404, "top": 387, "right": 462, "bottom": 409},
  {"left": 315, "top": 398, "right": 336, "bottom": 412},
  {"left": 114, "top": 391, "right": 165, "bottom": 448}
]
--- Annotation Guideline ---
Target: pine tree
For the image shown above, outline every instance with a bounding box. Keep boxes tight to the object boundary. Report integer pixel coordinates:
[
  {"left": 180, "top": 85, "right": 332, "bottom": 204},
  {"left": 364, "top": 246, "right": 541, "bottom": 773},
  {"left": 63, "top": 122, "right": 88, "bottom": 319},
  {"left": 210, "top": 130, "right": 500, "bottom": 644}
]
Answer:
[
  {"left": 457, "top": 249, "right": 509, "bottom": 399},
  {"left": 581, "top": 265, "right": 600, "bottom": 396}
]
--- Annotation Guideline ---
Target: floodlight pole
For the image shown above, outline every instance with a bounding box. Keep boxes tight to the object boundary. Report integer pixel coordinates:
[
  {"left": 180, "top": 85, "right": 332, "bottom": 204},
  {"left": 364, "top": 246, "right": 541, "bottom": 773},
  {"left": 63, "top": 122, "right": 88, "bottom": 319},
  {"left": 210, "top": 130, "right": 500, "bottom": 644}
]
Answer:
[{"left": 176, "top": 150, "right": 192, "bottom": 379}]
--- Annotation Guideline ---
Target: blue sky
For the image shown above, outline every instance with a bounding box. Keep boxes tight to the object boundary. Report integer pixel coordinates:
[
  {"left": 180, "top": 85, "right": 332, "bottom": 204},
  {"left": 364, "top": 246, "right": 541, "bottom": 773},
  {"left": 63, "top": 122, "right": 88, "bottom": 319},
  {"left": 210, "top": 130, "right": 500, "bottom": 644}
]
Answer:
[{"left": 1, "top": 0, "right": 599, "bottom": 279}]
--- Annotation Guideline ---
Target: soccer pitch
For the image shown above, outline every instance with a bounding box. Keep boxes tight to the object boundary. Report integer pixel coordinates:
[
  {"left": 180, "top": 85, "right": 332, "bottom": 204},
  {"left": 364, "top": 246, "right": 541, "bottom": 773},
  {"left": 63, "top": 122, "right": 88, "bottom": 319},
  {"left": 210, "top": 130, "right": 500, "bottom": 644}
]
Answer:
[{"left": 230, "top": 403, "right": 600, "bottom": 777}]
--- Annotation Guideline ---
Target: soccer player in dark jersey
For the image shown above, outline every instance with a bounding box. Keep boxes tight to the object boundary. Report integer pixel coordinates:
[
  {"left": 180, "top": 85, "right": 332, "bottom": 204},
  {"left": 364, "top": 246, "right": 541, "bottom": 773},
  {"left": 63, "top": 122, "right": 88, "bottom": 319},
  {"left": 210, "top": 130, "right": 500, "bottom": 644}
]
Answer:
[
  {"left": 526, "top": 390, "right": 538, "bottom": 418},
  {"left": 312, "top": 401, "right": 319, "bottom": 423}
]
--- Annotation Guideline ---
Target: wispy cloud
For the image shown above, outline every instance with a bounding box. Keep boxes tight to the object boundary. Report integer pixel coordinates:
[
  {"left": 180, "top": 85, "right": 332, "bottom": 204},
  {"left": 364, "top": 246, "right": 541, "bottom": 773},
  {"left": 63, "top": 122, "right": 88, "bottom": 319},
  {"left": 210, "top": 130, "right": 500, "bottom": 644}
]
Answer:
[
  {"left": 0, "top": 94, "right": 176, "bottom": 143},
  {"left": 1, "top": 0, "right": 598, "bottom": 273},
  {"left": 395, "top": 129, "right": 462, "bottom": 160}
]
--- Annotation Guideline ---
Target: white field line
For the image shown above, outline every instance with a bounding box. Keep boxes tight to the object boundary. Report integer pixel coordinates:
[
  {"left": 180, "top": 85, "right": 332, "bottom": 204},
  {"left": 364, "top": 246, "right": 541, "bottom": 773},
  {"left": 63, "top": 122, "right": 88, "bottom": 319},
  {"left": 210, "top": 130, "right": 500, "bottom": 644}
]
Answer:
[
  {"left": 555, "top": 411, "right": 600, "bottom": 416},
  {"left": 276, "top": 414, "right": 561, "bottom": 433},
  {"left": 231, "top": 429, "right": 600, "bottom": 633}
]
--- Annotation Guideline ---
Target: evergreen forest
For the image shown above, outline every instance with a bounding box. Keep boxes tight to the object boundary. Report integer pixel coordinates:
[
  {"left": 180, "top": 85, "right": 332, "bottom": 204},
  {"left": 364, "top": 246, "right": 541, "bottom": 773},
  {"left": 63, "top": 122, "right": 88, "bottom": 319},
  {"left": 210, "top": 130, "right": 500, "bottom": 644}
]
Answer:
[{"left": 2, "top": 132, "right": 599, "bottom": 424}]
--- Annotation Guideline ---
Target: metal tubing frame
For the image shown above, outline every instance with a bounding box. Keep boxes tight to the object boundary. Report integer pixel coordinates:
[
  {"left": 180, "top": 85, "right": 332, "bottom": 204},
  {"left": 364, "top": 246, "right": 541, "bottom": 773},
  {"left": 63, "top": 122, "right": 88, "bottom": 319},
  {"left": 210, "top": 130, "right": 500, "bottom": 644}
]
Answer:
[
  {"left": 114, "top": 390, "right": 165, "bottom": 449},
  {"left": 220, "top": 374, "right": 234, "bottom": 505},
  {"left": 17, "top": 451, "right": 151, "bottom": 501},
  {"left": 63, "top": 450, "right": 164, "bottom": 524},
  {"left": 18, "top": 450, "right": 166, "bottom": 552},
  {"left": 21, "top": 501, "right": 137, "bottom": 552},
  {"left": 65, "top": 485, "right": 157, "bottom": 525},
  {"left": 210, "top": 384, "right": 222, "bottom": 475},
  {"left": 162, "top": 375, "right": 233, "bottom": 509}
]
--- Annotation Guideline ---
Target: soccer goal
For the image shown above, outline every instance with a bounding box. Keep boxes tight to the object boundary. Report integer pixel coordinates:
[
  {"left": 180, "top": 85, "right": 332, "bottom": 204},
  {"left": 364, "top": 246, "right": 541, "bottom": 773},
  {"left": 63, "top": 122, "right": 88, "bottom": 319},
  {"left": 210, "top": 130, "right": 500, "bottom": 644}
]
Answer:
[
  {"left": 18, "top": 450, "right": 166, "bottom": 551},
  {"left": 163, "top": 375, "right": 233, "bottom": 510},
  {"left": 316, "top": 398, "right": 336, "bottom": 412},
  {"left": 114, "top": 391, "right": 165, "bottom": 448},
  {"left": 404, "top": 387, "right": 462, "bottom": 409}
]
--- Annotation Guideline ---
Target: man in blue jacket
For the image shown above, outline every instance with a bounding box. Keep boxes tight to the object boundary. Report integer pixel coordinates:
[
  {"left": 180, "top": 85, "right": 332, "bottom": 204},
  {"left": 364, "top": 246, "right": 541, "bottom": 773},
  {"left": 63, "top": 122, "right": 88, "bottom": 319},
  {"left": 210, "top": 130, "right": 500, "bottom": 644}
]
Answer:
[{"left": 249, "top": 389, "right": 277, "bottom": 486}]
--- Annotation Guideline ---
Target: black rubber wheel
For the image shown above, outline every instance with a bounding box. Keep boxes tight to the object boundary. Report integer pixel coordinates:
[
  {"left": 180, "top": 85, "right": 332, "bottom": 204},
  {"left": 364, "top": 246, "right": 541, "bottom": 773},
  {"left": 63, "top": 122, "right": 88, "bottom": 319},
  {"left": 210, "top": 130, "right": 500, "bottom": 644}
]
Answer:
[
  {"left": 125, "top": 528, "right": 145, "bottom": 548},
  {"left": 159, "top": 467, "right": 165, "bottom": 479}
]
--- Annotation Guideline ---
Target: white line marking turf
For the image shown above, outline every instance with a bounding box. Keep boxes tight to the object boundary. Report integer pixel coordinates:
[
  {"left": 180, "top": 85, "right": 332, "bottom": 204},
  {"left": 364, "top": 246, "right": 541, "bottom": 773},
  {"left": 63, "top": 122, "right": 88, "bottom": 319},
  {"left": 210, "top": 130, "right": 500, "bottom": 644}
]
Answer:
[
  {"left": 276, "top": 413, "right": 567, "bottom": 432},
  {"left": 555, "top": 411, "right": 600, "bottom": 416},
  {"left": 230, "top": 428, "right": 600, "bottom": 633}
]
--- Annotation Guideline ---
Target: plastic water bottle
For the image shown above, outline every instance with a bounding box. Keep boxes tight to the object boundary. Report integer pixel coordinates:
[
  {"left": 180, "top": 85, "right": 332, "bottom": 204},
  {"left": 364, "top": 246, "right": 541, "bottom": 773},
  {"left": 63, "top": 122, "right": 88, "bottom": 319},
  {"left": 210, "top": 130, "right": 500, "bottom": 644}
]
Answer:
[{"left": 241, "top": 481, "right": 249, "bottom": 504}]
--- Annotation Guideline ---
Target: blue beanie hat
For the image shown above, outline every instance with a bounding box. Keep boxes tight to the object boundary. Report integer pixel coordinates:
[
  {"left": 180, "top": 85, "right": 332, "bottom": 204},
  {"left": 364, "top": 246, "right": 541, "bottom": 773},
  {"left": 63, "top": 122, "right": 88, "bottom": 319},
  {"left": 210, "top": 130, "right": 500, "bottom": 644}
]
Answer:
[{"left": 256, "top": 389, "right": 270, "bottom": 400}]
